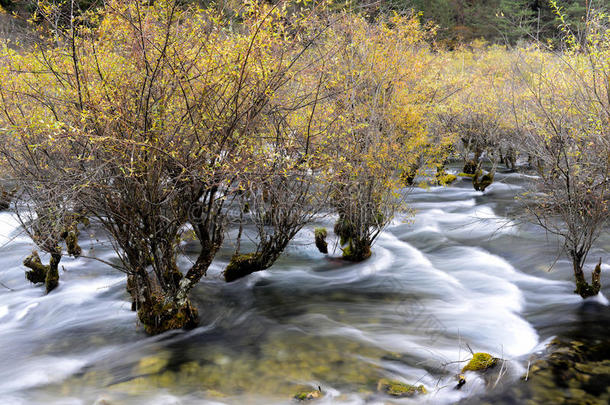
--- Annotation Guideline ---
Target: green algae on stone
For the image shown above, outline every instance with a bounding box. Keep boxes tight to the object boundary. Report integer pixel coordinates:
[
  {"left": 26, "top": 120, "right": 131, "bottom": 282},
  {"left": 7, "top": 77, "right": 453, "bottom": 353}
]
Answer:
[
  {"left": 135, "top": 355, "right": 170, "bottom": 375},
  {"left": 294, "top": 387, "right": 322, "bottom": 401},
  {"left": 462, "top": 352, "right": 497, "bottom": 373},
  {"left": 377, "top": 378, "right": 427, "bottom": 397},
  {"left": 457, "top": 337, "right": 610, "bottom": 405}
]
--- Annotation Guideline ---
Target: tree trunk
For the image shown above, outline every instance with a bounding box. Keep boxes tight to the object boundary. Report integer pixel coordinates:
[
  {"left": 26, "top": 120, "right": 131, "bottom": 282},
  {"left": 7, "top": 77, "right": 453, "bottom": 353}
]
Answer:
[
  {"left": 24, "top": 250, "right": 61, "bottom": 293},
  {"left": 224, "top": 245, "right": 285, "bottom": 282},
  {"left": 137, "top": 292, "right": 199, "bottom": 335},
  {"left": 128, "top": 272, "right": 199, "bottom": 335},
  {"left": 342, "top": 237, "right": 372, "bottom": 262},
  {"left": 573, "top": 258, "right": 602, "bottom": 298},
  {"left": 46, "top": 253, "right": 61, "bottom": 293}
]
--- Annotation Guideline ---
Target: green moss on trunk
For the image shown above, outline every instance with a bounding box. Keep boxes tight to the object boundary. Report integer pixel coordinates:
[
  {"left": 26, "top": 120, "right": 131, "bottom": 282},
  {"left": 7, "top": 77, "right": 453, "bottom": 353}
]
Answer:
[
  {"left": 45, "top": 254, "right": 61, "bottom": 293},
  {"left": 63, "top": 230, "right": 82, "bottom": 257},
  {"left": 24, "top": 251, "right": 48, "bottom": 284},
  {"left": 574, "top": 259, "right": 602, "bottom": 298},
  {"left": 224, "top": 253, "right": 263, "bottom": 282},
  {"left": 463, "top": 159, "right": 477, "bottom": 175},
  {"left": 137, "top": 294, "right": 199, "bottom": 335},
  {"left": 473, "top": 170, "right": 494, "bottom": 192},
  {"left": 342, "top": 241, "right": 371, "bottom": 262},
  {"left": 314, "top": 228, "right": 328, "bottom": 254},
  {"left": 24, "top": 251, "right": 60, "bottom": 293}
]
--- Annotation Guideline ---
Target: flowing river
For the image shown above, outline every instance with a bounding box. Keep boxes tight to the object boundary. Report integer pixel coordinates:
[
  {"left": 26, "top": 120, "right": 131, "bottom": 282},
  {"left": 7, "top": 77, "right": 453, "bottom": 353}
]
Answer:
[{"left": 0, "top": 170, "right": 608, "bottom": 404}]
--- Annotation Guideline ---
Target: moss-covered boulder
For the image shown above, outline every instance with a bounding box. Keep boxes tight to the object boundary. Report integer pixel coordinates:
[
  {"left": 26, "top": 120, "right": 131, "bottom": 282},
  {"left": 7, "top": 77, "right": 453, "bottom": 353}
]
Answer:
[
  {"left": 462, "top": 352, "right": 497, "bottom": 373},
  {"left": 314, "top": 228, "right": 328, "bottom": 254},
  {"left": 224, "top": 252, "right": 263, "bottom": 282},
  {"left": 376, "top": 378, "right": 427, "bottom": 397},
  {"left": 293, "top": 387, "right": 322, "bottom": 401},
  {"left": 457, "top": 337, "right": 610, "bottom": 405}
]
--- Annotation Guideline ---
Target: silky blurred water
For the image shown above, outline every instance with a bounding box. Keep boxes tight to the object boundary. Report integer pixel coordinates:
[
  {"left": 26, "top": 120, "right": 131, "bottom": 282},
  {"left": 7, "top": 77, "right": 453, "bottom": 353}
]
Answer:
[{"left": 0, "top": 170, "right": 608, "bottom": 405}]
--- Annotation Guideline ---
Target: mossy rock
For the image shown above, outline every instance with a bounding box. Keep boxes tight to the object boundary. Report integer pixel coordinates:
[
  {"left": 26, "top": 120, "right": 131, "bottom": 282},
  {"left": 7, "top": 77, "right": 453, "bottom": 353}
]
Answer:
[
  {"left": 135, "top": 355, "right": 169, "bottom": 375},
  {"left": 224, "top": 252, "right": 263, "bottom": 282},
  {"left": 377, "top": 378, "right": 427, "bottom": 397},
  {"left": 294, "top": 388, "right": 322, "bottom": 401},
  {"left": 462, "top": 352, "right": 497, "bottom": 373},
  {"left": 314, "top": 228, "right": 328, "bottom": 254}
]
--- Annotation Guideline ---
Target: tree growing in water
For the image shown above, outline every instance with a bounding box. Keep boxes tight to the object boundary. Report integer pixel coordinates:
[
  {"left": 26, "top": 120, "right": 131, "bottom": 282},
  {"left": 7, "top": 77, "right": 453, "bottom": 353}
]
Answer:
[
  {"left": 0, "top": 0, "right": 337, "bottom": 333},
  {"left": 515, "top": 17, "right": 610, "bottom": 298},
  {"left": 323, "top": 12, "right": 436, "bottom": 261}
]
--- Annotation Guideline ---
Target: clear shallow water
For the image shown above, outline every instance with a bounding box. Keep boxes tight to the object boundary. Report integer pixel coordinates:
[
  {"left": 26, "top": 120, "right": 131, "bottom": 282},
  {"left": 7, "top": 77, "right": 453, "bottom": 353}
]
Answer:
[{"left": 0, "top": 171, "right": 608, "bottom": 404}]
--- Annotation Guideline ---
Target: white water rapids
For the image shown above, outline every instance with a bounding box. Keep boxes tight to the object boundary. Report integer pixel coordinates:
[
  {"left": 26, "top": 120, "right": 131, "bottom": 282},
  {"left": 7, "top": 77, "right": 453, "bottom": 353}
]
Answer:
[{"left": 0, "top": 171, "right": 607, "bottom": 404}]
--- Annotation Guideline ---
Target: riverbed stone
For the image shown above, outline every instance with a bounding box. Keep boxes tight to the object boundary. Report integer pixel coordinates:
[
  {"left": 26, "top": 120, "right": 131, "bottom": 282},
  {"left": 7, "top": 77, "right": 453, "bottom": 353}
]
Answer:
[
  {"left": 376, "top": 378, "right": 427, "bottom": 397},
  {"left": 294, "top": 388, "right": 322, "bottom": 401}
]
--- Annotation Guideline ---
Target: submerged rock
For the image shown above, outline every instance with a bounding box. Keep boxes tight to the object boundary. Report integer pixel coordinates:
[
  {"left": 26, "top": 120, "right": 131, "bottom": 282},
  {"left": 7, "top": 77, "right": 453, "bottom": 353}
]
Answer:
[
  {"left": 458, "top": 337, "right": 610, "bottom": 405},
  {"left": 462, "top": 352, "right": 498, "bottom": 373},
  {"left": 135, "top": 355, "right": 169, "bottom": 375},
  {"left": 376, "top": 378, "right": 427, "bottom": 397},
  {"left": 294, "top": 387, "right": 322, "bottom": 401}
]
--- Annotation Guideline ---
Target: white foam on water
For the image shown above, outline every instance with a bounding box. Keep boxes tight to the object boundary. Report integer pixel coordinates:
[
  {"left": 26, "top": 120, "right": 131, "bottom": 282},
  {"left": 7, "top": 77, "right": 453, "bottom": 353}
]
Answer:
[
  {"left": 15, "top": 302, "right": 39, "bottom": 321},
  {"left": 0, "top": 357, "right": 86, "bottom": 393},
  {"left": 0, "top": 305, "right": 8, "bottom": 320}
]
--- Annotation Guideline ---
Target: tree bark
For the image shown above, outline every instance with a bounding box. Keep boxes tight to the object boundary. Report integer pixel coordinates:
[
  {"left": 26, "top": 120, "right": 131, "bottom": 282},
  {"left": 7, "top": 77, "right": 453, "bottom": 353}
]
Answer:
[{"left": 573, "top": 258, "right": 602, "bottom": 298}]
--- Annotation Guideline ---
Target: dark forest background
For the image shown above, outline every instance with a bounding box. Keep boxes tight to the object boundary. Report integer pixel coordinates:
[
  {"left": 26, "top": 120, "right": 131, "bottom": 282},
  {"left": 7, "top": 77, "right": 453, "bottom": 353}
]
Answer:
[{"left": 0, "top": 1, "right": 607, "bottom": 44}]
